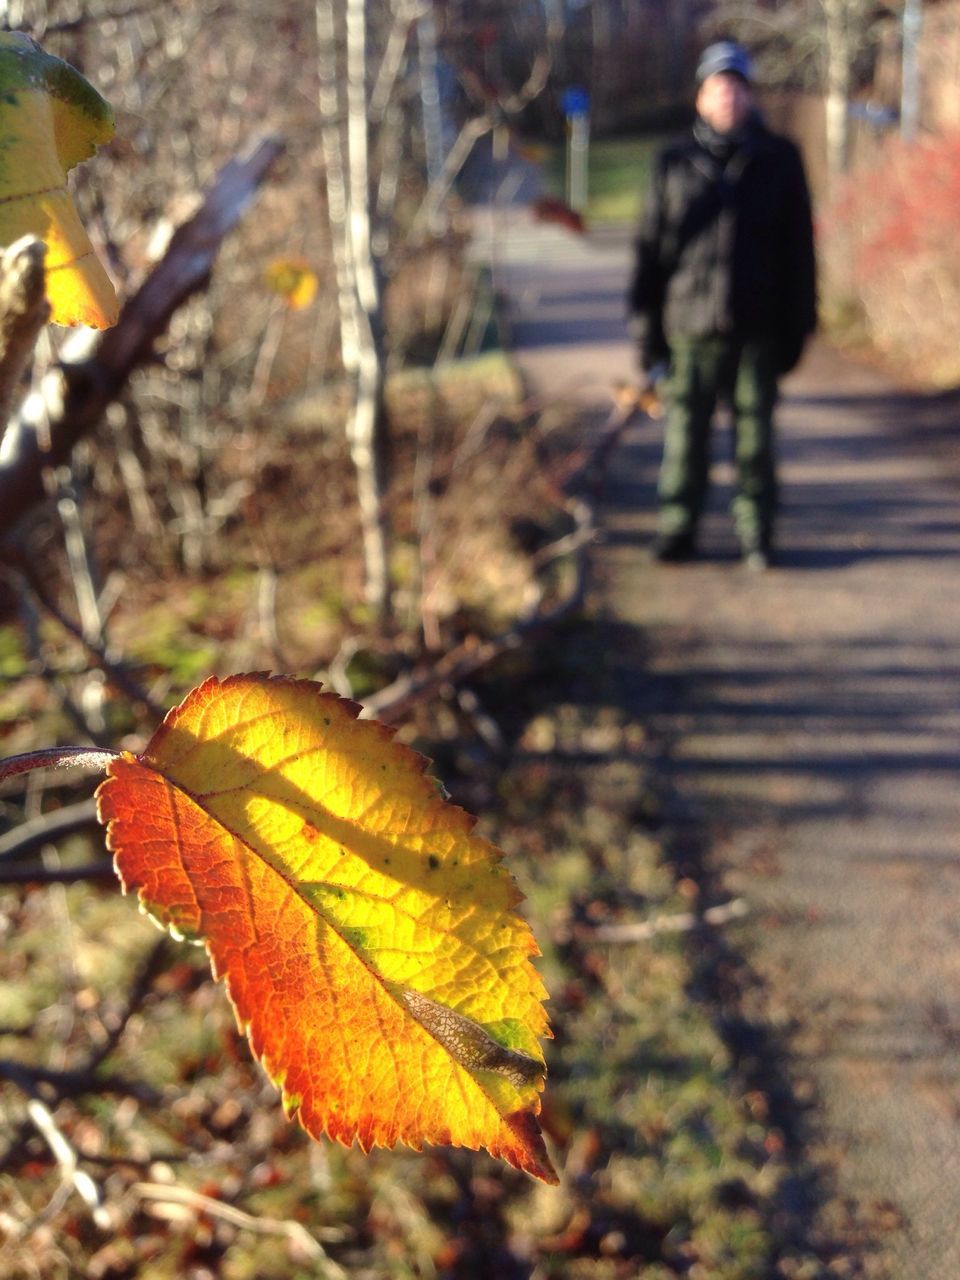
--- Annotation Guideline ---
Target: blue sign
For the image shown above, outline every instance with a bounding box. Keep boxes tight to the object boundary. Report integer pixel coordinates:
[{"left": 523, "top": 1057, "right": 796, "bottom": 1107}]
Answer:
[
  {"left": 561, "top": 86, "right": 590, "bottom": 118},
  {"left": 848, "top": 101, "right": 898, "bottom": 128}
]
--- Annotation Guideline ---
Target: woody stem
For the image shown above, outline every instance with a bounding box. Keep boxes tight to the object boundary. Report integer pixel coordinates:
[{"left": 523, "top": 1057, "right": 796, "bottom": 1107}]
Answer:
[{"left": 0, "top": 747, "right": 122, "bottom": 785}]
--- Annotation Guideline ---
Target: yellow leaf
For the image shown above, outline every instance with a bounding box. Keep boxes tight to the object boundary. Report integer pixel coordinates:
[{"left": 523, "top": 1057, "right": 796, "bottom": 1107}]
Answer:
[
  {"left": 96, "top": 674, "right": 556, "bottom": 1182},
  {"left": 264, "top": 257, "right": 319, "bottom": 310},
  {"left": 0, "top": 32, "right": 118, "bottom": 328}
]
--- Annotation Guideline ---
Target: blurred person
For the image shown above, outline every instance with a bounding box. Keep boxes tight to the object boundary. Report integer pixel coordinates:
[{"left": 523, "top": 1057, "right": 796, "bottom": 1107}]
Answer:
[{"left": 628, "top": 39, "right": 817, "bottom": 570}]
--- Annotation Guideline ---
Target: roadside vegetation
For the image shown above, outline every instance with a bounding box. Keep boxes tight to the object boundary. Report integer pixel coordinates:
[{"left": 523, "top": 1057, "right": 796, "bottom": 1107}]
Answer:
[
  {"left": 818, "top": 129, "right": 960, "bottom": 387},
  {"left": 540, "top": 137, "right": 662, "bottom": 227},
  {"left": 1, "top": 576, "right": 850, "bottom": 1279}
]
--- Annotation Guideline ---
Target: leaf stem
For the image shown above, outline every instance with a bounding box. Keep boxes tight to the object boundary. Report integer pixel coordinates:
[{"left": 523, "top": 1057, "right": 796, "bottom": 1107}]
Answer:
[{"left": 0, "top": 746, "right": 122, "bottom": 785}]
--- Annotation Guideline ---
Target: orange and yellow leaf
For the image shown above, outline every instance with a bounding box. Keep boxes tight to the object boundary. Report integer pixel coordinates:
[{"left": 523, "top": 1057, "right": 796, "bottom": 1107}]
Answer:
[
  {"left": 96, "top": 674, "right": 556, "bottom": 1182},
  {"left": 0, "top": 32, "right": 118, "bottom": 328}
]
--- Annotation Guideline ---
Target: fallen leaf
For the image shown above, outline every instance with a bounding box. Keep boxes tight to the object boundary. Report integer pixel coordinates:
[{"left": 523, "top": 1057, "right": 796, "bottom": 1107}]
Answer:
[
  {"left": 0, "top": 32, "right": 118, "bottom": 328},
  {"left": 96, "top": 674, "right": 556, "bottom": 1182}
]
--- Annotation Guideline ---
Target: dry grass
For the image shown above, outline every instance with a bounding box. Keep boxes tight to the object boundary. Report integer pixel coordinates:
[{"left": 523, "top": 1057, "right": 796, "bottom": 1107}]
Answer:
[{"left": 0, "top": 596, "right": 853, "bottom": 1278}]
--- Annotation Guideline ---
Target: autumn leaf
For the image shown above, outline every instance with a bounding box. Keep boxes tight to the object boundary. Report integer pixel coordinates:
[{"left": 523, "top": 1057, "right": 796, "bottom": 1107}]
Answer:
[
  {"left": 96, "top": 674, "right": 556, "bottom": 1182},
  {"left": 0, "top": 31, "right": 118, "bottom": 328},
  {"left": 264, "top": 257, "right": 319, "bottom": 310}
]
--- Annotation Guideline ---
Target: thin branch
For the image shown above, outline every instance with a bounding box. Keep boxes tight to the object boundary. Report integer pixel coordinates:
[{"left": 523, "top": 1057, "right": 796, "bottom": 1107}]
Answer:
[
  {"left": 86, "top": 937, "right": 174, "bottom": 1072},
  {"left": 0, "top": 798, "right": 100, "bottom": 863},
  {"left": 0, "top": 1057, "right": 162, "bottom": 1105},
  {"left": 410, "top": 113, "right": 493, "bottom": 242},
  {"left": 0, "top": 859, "right": 116, "bottom": 886},
  {"left": 0, "top": 1065, "right": 109, "bottom": 1233},
  {"left": 0, "top": 237, "right": 49, "bottom": 432},
  {"left": 368, "top": 0, "right": 424, "bottom": 124},
  {"left": 529, "top": 505, "right": 598, "bottom": 573},
  {"left": 25, "top": 1096, "right": 109, "bottom": 1229},
  {"left": 326, "top": 635, "right": 362, "bottom": 699},
  {"left": 588, "top": 899, "right": 750, "bottom": 944},
  {"left": 455, "top": 686, "right": 504, "bottom": 755},
  {"left": 0, "top": 748, "right": 121, "bottom": 786},
  {"left": 547, "top": 381, "right": 654, "bottom": 496},
  {"left": 5, "top": 565, "right": 103, "bottom": 746},
  {"left": 8, "top": 559, "right": 165, "bottom": 719},
  {"left": 365, "top": 387, "right": 641, "bottom": 723},
  {"left": 365, "top": 494, "right": 594, "bottom": 724},
  {"left": 133, "top": 1181, "right": 347, "bottom": 1275}
]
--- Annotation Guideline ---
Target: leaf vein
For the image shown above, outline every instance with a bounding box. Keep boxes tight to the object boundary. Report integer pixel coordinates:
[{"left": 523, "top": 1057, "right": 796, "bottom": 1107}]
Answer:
[{"left": 0, "top": 183, "right": 66, "bottom": 206}]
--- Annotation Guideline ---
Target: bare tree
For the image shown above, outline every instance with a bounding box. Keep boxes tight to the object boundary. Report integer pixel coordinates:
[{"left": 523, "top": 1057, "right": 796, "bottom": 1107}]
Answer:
[
  {"left": 316, "top": 0, "right": 392, "bottom": 625},
  {"left": 315, "top": 0, "right": 565, "bottom": 626},
  {"left": 821, "top": 0, "right": 879, "bottom": 178},
  {"left": 703, "top": 0, "right": 896, "bottom": 183}
]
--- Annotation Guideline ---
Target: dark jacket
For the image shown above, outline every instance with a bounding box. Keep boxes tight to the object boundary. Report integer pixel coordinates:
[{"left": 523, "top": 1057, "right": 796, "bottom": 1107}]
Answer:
[{"left": 629, "top": 114, "right": 817, "bottom": 374}]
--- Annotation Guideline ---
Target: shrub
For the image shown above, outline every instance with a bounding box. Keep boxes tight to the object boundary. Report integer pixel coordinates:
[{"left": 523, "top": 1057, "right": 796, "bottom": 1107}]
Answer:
[{"left": 820, "top": 130, "right": 960, "bottom": 386}]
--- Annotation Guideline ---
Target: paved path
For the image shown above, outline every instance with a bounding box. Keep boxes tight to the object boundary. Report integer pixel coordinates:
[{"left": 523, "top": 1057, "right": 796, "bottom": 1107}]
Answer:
[{"left": 480, "top": 205, "right": 960, "bottom": 1272}]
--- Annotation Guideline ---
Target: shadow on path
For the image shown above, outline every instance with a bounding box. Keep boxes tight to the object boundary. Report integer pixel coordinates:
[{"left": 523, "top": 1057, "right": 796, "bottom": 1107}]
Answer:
[
  {"left": 596, "top": 351, "right": 960, "bottom": 1275},
  {"left": 489, "top": 199, "right": 960, "bottom": 1273}
]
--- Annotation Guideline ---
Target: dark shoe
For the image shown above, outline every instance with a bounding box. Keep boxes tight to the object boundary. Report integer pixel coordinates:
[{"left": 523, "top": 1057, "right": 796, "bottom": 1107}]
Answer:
[{"left": 650, "top": 532, "right": 696, "bottom": 563}]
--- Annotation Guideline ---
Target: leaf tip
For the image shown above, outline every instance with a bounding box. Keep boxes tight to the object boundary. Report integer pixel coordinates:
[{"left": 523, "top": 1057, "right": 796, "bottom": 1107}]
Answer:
[{"left": 503, "top": 1107, "right": 559, "bottom": 1185}]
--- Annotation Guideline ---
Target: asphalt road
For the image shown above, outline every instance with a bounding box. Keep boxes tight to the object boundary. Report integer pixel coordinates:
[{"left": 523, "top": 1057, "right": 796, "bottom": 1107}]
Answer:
[{"left": 483, "top": 203, "right": 960, "bottom": 1273}]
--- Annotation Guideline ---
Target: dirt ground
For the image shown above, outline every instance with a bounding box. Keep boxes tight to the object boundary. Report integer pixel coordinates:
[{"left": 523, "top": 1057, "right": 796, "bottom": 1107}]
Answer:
[{"left": 483, "top": 203, "right": 960, "bottom": 1273}]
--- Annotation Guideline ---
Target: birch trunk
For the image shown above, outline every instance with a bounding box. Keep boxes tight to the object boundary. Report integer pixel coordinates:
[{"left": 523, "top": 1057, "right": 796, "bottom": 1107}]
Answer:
[
  {"left": 823, "top": 0, "right": 852, "bottom": 183},
  {"left": 822, "top": 0, "right": 877, "bottom": 184},
  {"left": 317, "top": 0, "right": 391, "bottom": 625}
]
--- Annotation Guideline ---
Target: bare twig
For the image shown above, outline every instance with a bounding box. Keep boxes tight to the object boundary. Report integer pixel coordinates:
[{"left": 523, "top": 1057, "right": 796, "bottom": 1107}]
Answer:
[
  {"left": 326, "top": 635, "right": 363, "bottom": 699},
  {"left": 246, "top": 300, "right": 287, "bottom": 409},
  {"left": 0, "top": 1057, "right": 161, "bottom": 1105},
  {"left": 368, "top": 0, "right": 425, "bottom": 123},
  {"left": 0, "top": 747, "right": 120, "bottom": 786},
  {"left": 547, "top": 381, "right": 652, "bottom": 496},
  {"left": 455, "top": 687, "right": 504, "bottom": 754},
  {"left": 0, "top": 859, "right": 115, "bottom": 886},
  {"left": 410, "top": 113, "right": 492, "bottom": 242},
  {"left": 0, "top": 237, "right": 50, "bottom": 432},
  {"left": 529, "top": 501, "right": 598, "bottom": 572},
  {"left": 588, "top": 899, "right": 750, "bottom": 944},
  {"left": 25, "top": 1096, "right": 109, "bottom": 1229},
  {"left": 364, "top": 377, "right": 639, "bottom": 724},
  {"left": 55, "top": 469, "right": 110, "bottom": 735},
  {"left": 9, "top": 570, "right": 110, "bottom": 746},
  {"left": 255, "top": 566, "right": 283, "bottom": 668},
  {"left": 0, "top": 798, "right": 100, "bottom": 863},
  {"left": 0, "top": 1066, "right": 109, "bottom": 1234},
  {"left": 411, "top": 1, "right": 563, "bottom": 240},
  {"left": 366, "top": 495, "right": 594, "bottom": 723},
  {"left": 87, "top": 937, "right": 173, "bottom": 1072},
  {"left": 133, "top": 1181, "right": 347, "bottom": 1274},
  {"left": 7, "top": 554, "right": 166, "bottom": 720}
]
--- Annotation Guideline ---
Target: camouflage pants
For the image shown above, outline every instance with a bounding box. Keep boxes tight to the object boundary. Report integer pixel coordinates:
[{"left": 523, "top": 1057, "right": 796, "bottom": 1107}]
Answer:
[{"left": 658, "top": 335, "right": 779, "bottom": 551}]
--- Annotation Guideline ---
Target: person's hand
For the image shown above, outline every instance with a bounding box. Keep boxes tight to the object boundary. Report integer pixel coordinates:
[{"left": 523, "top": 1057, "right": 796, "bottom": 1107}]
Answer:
[{"left": 636, "top": 362, "right": 668, "bottom": 419}]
